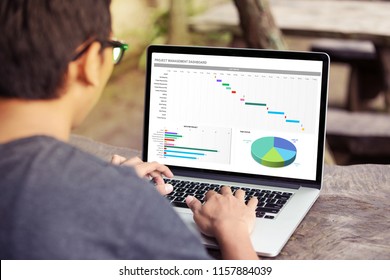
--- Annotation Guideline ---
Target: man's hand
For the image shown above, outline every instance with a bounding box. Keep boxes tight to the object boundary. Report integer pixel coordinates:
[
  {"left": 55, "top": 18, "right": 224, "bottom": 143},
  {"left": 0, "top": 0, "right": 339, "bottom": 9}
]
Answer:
[
  {"left": 111, "top": 155, "right": 174, "bottom": 195},
  {"left": 186, "top": 186, "right": 257, "bottom": 237},
  {"left": 186, "top": 186, "right": 259, "bottom": 259}
]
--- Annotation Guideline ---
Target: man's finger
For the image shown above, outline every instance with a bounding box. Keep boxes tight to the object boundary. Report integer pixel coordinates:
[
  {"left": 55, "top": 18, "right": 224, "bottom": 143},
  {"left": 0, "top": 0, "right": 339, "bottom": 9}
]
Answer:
[
  {"left": 155, "top": 183, "right": 173, "bottom": 195},
  {"left": 205, "top": 190, "right": 218, "bottom": 201},
  {"left": 111, "top": 154, "right": 127, "bottom": 165},
  {"left": 235, "top": 189, "right": 246, "bottom": 200},
  {"left": 186, "top": 196, "right": 202, "bottom": 214},
  {"left": 247, "top": 197, "right": 258, "bottom": 210},
  {"left": 220, "top": 185, "right": 232, "bottom": 195},
  {"left": 137, "top": 162, "right": 174, "bottom": 178},
  {"left": 151, "top": 174, "right": 165, "bottom": 186}
]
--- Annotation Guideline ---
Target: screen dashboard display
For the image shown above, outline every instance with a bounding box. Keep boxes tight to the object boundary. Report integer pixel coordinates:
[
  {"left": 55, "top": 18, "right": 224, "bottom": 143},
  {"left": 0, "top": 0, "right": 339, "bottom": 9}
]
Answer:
[{"left": 147, "top": 51, "right": 324, "bottom": 181}]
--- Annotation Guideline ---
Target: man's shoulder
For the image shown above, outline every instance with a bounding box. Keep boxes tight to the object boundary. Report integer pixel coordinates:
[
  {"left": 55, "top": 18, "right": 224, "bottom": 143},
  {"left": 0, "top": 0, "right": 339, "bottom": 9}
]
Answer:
[
  {"left": 0, "top": 135, "right": 144, "bottom": 194},
  {"left": 1, "top": 135, "right": 106, "bottom": 164}
]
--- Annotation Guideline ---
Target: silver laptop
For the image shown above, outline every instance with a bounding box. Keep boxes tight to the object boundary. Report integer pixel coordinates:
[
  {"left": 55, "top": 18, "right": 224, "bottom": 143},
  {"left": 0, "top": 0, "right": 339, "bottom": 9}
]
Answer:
[{"left": 143, "top": 45, "right": 329, "bottom": 257}]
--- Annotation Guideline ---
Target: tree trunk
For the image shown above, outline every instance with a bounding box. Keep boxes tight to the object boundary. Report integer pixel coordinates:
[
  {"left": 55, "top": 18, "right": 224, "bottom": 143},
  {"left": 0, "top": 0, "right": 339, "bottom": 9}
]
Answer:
[
  {"left": 167, "top": 0, "right": 189, "bottom": 45},
  {"left": 233, "top": 0, "right": 286, "bottom": 50}
]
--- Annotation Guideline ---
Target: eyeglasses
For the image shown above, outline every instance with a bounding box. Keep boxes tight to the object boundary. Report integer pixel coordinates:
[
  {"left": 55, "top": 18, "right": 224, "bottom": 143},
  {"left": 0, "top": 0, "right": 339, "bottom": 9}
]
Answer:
[
  {"left": 72, "top": 39, "right": 129, "bottom": 65},
  {"left": 101, "top": 40, "right": 129, "bottom": 65}
]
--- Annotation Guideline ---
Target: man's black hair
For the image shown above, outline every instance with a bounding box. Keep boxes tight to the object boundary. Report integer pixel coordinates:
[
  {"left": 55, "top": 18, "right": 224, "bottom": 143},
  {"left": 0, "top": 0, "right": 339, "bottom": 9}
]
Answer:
[{"left": 0, "top": 0, "right": 112, "bottom": 100}]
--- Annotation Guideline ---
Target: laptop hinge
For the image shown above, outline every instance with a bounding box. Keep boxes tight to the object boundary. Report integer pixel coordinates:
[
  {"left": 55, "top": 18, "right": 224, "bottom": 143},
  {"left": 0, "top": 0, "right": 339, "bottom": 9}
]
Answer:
[{"left": 171, "top": 169, "right": 305, "bottom": 190}]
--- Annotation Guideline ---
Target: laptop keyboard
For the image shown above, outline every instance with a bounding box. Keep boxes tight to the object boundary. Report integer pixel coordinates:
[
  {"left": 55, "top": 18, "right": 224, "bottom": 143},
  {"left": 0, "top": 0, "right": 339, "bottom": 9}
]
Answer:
[{"left": 163, "top": 178, "right": 293, "bottom": 219}]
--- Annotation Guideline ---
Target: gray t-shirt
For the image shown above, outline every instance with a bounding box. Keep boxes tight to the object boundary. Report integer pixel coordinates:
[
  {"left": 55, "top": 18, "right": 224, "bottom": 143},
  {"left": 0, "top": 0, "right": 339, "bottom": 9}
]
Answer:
[{"left": 0, "top": 136, "right": 211, "bottom": 259}]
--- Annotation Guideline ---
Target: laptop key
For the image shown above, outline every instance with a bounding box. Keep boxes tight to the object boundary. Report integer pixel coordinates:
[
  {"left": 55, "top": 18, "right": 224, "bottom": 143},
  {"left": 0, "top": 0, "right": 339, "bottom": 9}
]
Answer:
[
  {"left": 175, "top": 192, "right": 185, "bottom": 197},
  {"left": 264, "top": 215, "right": 275, "bottom": 219},
  {"left": 171, "top": 201, "right": 188, "bottom": 208},
  {"left": 195, "top": 194, "right": 204, "bottom": 201},
  {"left": 195, "top": 190, "right": 206, "bottom": 195},
  {"left": 265, "top": 203, "right": 283, "bottom": 209},
  {"left": 174, "top": 197, "right": 185, "bottom": 202},
  {"left": 265, "top": 193, "right": 275, "bottom": 198},
  {"left": 257, "top": 201, "right": 266, "bottom": 207},
  {"left": 256, "top": 192, "right": 265, "bottom": 198},
  {"left": 275, "top": 194, "right": 290, "bottom": 200},
  {"left": 186, "top": 189, "right": 196, "bottom": 194},
  {"left": 256, "top": 212, "right": 265, "bottom": 218},
  {"left": 256, "top": 207, "right": 280, "bottom": 214}
]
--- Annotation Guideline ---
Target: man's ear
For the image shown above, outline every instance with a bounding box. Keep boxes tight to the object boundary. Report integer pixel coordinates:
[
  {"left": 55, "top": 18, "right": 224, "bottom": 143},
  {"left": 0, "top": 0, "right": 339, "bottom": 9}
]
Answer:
[{"left": 77, "top": 42, "right": 102, "bottom": 87}]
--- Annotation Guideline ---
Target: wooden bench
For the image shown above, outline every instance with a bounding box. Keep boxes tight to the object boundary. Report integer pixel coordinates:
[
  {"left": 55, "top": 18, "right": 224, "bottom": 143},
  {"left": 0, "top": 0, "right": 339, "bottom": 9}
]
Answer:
[
  {"left": 326, "top": 108, "right": 390, "bottom": 164},
  {"left": 311, "top": 39, "right": 385, "bottom": 111}
]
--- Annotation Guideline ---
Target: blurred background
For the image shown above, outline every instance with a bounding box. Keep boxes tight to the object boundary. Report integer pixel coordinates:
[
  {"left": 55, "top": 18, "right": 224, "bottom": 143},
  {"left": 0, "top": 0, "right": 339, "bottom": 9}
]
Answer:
[{"left": 73, "top": 0, "right": 390, "bottom": 165}]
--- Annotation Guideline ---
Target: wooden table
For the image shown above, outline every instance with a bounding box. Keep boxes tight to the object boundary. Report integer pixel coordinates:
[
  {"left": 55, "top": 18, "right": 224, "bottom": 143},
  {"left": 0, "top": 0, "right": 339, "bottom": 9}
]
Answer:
[
  {"left": 70, "top": 135, "right": 390, "bottom": 259},
  {"left": 189, "top": 0, "right": 390, "bottom": 111}
]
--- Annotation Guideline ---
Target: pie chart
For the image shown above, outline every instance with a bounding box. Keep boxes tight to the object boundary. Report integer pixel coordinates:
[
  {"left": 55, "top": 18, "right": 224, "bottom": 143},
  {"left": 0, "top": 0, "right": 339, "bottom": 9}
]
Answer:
[{"left": 251, "top": 137, "right": 297, "bottom": 168}]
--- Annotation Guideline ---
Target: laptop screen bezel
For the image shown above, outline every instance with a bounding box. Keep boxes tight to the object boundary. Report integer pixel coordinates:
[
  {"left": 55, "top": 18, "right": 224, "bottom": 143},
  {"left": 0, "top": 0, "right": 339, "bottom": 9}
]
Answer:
[{"left": 143, "top": 45, "right": 329, "bottom": 190}]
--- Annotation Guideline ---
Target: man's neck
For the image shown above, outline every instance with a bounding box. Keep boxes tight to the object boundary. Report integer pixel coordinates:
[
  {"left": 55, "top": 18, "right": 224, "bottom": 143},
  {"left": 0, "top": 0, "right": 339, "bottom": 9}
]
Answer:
[{"left": 0, "top": 98, "right": 73, "bottom": 144}]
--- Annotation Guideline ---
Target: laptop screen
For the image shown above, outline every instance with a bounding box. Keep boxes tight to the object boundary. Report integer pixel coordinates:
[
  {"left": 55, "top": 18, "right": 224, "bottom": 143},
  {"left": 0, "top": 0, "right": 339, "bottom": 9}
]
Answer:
[{"left": 144, "top": 46, "right": 328, "bottom": 183}]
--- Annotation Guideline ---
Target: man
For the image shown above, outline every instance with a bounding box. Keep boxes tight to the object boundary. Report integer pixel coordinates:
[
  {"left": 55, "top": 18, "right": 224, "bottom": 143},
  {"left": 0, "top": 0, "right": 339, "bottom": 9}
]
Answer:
[{"left": 0, "top": 0, "right": 258, "bottom": 259}]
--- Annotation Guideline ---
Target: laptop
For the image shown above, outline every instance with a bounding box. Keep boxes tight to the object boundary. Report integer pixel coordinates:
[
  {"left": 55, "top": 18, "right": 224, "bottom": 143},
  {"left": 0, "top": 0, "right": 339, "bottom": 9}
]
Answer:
[{"left": 143, "top": 45, "right": 329, "bottom": 257}]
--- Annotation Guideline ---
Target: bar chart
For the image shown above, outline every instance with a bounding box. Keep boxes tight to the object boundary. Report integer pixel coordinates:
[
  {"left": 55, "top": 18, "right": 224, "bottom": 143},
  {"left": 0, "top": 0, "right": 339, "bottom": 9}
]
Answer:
[{"left": 162, "top": 126, "right": 232, "bottom": 165}]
